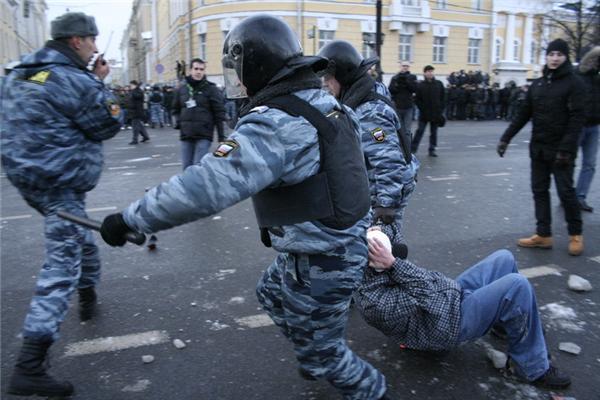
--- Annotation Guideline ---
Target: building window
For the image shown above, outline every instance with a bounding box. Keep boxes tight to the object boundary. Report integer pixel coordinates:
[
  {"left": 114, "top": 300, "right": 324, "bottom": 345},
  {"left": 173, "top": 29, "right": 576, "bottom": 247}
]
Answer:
[
  {"left": 495, "top": 38, "right": 502, "bottom": 63},
  {"left": 513, "top": 39, "right": 520, "bottom": 61},
  {"left": 433, "top": 36, "right": 446, "bottom": 63},
  {"left": 318, "top": 30, "right": 335, "bottom": 49},
  {"left": 472, "top": 0, "right": 482, "bottom": 10},
  {"left": 468, "top": 39, "right": 481, "bottom": 64},
  {"left": 401, "top": 0, "right": 417, "bottom": 5},
  {"left": 530, "top": 41, "right": 536, "bottom": 64},
  {"left": 398, "top": 34, "right": 413, "bottom": 62},
  {"left": 435, "top": 0, "right": 447, "bottom": 9},
  {"left": 199, "top": 33, "right": 206, "bottom": 61},
  {"left": 362, "top": 33, "right": 376, "bottom": 58}
]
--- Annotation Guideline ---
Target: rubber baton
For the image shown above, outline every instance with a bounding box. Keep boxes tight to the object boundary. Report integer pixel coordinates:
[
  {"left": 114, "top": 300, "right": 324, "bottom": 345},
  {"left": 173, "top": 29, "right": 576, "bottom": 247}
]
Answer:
[{"left": 57, "top": 211, "right": 146, "bottom": 246}]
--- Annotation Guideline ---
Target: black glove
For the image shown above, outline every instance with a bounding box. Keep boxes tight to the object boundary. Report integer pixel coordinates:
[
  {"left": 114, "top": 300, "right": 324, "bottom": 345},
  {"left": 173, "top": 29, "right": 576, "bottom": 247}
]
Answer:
[
  {"left": 373, "top": 207, "right": 395, "bottom": 225},
  {"left": 100, "top": 213, "right": 130, "bottom": 247},
  {"left": 496, "top": 141, "right": 508, "bottom": 157},
  {"left": 554, "top": 151, "right": 572, "bottom": 167}
]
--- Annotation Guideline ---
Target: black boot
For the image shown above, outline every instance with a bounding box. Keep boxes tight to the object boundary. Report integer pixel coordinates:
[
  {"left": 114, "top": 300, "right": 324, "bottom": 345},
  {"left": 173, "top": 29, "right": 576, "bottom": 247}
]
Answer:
[
  {"left": 7, "top": 339, "right": 74, "bottom": 397},
  {"left": 78, "top": 286, "right": 97, "bottom": 321}
]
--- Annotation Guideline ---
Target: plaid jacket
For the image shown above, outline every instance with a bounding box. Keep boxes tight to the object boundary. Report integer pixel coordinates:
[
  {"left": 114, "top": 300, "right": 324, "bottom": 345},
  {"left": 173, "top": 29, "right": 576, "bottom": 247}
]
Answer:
[{"left": 355, "top": 258, "right": 462, "bottom": 351}]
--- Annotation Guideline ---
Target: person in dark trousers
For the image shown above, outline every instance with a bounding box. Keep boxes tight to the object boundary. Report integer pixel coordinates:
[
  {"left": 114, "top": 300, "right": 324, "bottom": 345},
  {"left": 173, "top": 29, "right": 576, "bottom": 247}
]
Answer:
[
  {"left": 412, "top": 65, "right": 445, "bottom": 157},
  {"left": 388, "top": 61, "right": 417, "bottom": 142},
  {"left": 127, "top": 80, "right": 150, "bottom": 144},
  {"left": 575, "top": 46, "right": 600, "bottom": 212},
  {"left": 172, "top": 58, "right": 226, "bottom": 169},
  {"left": 356, "top": 231, "right": 571, "bottom": 390},
  {"left": 497, "top": 39, "right": 585, "bottom": 256},
  {"left": 162, "top": 86, "right": 174, "bottom": 126}
]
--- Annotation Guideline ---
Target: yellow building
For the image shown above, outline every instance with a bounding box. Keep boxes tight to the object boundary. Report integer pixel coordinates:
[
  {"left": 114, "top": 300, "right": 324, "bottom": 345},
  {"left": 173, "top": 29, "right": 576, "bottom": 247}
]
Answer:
[{"left": 123, "top": 0, "right": 556, "bottom": 86}]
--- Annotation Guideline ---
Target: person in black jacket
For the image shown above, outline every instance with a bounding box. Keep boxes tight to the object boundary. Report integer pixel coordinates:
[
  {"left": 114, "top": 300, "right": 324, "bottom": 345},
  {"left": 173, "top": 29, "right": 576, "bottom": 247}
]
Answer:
[
  {"left": 412, "top": 65, "right": 445, "bottom": 157},
  {"left": 575, "top": 46, "right": 600, "bottom": 212},
  {"left": 172, "top": 58, "right": 226, "bottom": 169},
  {"left": 497, "top": 39, "right": 585, "bottom": 256},
  {"left": 388, "top": 61, "right": 417, "bottom": 142},
  {"left": 127, "top": 80, "right": 150, "bottom": 144}
]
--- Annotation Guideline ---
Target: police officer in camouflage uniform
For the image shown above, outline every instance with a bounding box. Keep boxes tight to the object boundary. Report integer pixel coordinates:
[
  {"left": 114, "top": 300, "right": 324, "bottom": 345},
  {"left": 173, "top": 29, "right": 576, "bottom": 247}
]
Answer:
[
  {"left": 318, "top": 40, "right": 419, "bottom": 252},
  {"left": 1, "top": 12, "right": 121, "bottom": 397},
  {"left": 99, "top": 15, "right": 392, "bottom": 400}
]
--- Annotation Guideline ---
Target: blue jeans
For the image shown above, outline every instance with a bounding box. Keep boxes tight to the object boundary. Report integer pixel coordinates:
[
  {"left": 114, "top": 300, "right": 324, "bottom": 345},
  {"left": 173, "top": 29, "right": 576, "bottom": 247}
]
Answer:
[
  {"left": 576, "top": 124, "right": 599, "bottom": 201},
  {"left": 181, "top": 138, "right": 212, "bottom": 170},
  {"left": 456, "top": 250, "right": 549, "bottom": 381}
]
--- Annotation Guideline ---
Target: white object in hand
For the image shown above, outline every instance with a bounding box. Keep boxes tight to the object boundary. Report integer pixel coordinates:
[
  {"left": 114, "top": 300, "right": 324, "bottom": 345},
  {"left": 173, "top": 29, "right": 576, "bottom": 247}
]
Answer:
[{"left": 367, "top": 229, "right": 392, "bottom": 268}]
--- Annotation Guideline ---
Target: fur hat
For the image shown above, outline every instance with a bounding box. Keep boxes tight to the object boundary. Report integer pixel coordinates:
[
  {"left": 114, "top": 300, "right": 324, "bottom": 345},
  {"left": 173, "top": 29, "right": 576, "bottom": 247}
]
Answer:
[
  {"left": 580, "top": 46, "right": 600, "bottom": 74},
  {"left": 51, "top": 12, "right": 99, "bottom": 39},
  {"left": 546, "top": 39, "right": 570, "bottom": 58}
]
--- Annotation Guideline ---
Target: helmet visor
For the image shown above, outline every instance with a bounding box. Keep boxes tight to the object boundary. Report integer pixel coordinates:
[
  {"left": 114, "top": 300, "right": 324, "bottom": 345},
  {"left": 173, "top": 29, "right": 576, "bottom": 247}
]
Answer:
[{"left": 222, "top": 43, "right": 247, "bottom": 99}]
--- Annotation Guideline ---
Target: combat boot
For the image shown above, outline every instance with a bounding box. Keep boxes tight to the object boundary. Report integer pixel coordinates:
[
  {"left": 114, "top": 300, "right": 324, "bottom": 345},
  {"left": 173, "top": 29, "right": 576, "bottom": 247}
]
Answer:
[
  {"left": 568, "top": 235, "right": 583, "bottom": 256},
  {"left": 517, "top": 234, "right": 553, "bottom": 249},
  {"left": 7, "top": 339, "right": 74, "bottom": 397},
  {"left": 78, "top": 286, "right": 97, "bottom": 321}
]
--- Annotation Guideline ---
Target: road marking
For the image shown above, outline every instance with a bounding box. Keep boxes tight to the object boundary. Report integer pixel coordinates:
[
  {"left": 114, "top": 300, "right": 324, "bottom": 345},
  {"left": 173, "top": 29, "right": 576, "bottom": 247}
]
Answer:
[
  {"left": 0, "top": 214, "right": 32, "bottom": 221},
  {"left": 161, "top": 162, "right": 182, "bottom": 167},
  {"left": 426, "top": 174, "right": 460, "bottom": 182},
  {"left": 590, "top": 256, "right": 600, "bottom": 264},
  {"left": 86, "top": 206, "right": 117, "bottom": 213},
  {"left": 520, "top": 264, "right": 563, "bottom": 279},
  {"left": 482, "top": 172, "right": 511, "bottom": 177},
  {"left": 235, "top": 313, "right": 274, "bottom": 329},
  {"left": 64, "top": 330, "right": 170, "bottom": 357},
  {"left": 125, "top": 157, "right": 153, "bottom": 163},
  {"left": 154, "top": 144, "right": 176, "bottom": 148},
  {"left": 108, "top": 166, "right": 136, "bottom": 170},
  {"left": 467, "top": 145, "right": 486, "bottom": 148},
  {"left": 115, "top": 147, "right": 134, "bottom": 150}
]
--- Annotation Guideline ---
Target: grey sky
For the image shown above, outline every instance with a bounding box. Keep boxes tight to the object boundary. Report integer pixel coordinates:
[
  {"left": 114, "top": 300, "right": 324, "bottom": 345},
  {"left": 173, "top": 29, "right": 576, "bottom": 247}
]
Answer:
[{"left": 46, "top": 0, "right": 133, "bottom": 62}]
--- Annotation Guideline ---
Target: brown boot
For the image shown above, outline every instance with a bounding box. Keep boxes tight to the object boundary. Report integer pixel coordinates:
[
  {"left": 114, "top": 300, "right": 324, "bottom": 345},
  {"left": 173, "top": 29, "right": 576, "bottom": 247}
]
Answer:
[
  {"left": 517, "top": 234, "right": 553, "bottom": 249},
  {"left": 568, "top": 235, "right": 583, "bottom": 256}
]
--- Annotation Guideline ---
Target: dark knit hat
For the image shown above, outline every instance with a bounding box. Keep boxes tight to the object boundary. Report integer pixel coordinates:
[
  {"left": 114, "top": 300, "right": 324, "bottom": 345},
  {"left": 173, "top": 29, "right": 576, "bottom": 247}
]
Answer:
[
  {"left": 546, "top": 39, "right": 569, "bottom": 58},
  {"left": 51, "top": 12, "right": 99, "bottom": 39}
]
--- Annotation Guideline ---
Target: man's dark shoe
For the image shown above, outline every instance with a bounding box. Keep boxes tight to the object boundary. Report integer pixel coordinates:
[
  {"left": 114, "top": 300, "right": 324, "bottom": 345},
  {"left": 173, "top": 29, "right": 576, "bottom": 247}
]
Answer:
[
  {"left": 140, "top": 137, "right": 150, "bottom": 143},
  {"left": 579, "top": 199, "right": 593, "bottom": 212},
  {"left": 532, "top": 365, "right": 571, "bottom": 389},
  {"left": 128, "top": 141, "right": 138, "bottom": 145},
  {"left": 7, "top": 339, "right": 74, "bottom": 397},
  {"left": 78, "top": 286, "right": 97, "bottom": 321},
  {"left": 428, "top": 151, "right": 438, "bottom": 157},
  {"left": 298, "top": 367, "right": 317, "bottom": 381}
]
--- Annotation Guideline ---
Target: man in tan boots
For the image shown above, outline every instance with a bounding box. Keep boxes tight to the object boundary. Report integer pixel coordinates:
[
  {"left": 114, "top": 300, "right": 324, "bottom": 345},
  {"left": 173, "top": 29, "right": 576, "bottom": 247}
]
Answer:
[{"left": 496, "top": 39, "right": 585, "bottom": 256}]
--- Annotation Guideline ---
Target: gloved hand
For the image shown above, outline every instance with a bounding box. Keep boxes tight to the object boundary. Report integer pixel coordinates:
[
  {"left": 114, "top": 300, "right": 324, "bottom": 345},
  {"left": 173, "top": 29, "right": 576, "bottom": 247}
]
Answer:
[
  {"left": 373, "top": 207, "right": 395, "bottom": 225},
  {"left": 496, "top": 141, "right": 508, "bottom": 157},
  {"left": 554, "top": 151, "right": 572, "bottom": 167},
  {"left": 100, "top": 213, "right": 131, "bottom": 247}
]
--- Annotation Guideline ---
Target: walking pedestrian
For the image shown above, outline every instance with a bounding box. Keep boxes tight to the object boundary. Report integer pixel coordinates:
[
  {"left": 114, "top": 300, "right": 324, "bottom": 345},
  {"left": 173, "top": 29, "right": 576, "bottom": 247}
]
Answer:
[
  {"left": 412, "top": 65, "right": 445, "bottom": 157},
  {"left": 127, "top": 80, "right": 150, "bottom": 144},
  {"left": 497, "top": 39, "right": 586, "bottom": 256},
  {"left": 98, "top": 15, "right": 392, "bottom": 399},
  {"left": 388, "top": 61, "right": 417, "bottom": 143},
  {"left": 575, "top": 46, "right": 600, "bottom": 212},
  {"left": 148, "top": 85, "right": 164, "bottom": 128},
  {"left": 172, "top": 58, "right": 226, "bottom": 169},
  {"left": 1, "top": 12, "right": 121, "bottom": 397}
]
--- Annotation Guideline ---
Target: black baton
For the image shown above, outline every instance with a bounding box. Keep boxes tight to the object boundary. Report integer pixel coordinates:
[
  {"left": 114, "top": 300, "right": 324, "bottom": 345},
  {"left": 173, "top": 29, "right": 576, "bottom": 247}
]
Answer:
[{"left": 57, "top": 211, "right": 146, "bottom": 246}]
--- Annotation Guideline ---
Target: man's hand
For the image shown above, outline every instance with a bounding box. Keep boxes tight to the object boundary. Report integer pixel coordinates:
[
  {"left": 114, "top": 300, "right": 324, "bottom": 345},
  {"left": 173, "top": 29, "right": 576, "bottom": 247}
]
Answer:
[
  {"left": 100, "top": 213, "right": 130, "bottom": 247},
  {"left": 496, "top": 141, "right": 508, "bottom": 157},
  {"left": 368, "top": 236, "right": 396, "bottom": 270},
  {"left": 93, "top": 54, "right": 110, "bottom": 80},
  {"left": 373, "top": 207, "right": 395, "bottom": 225},
  {"left": 554, "top": 151, "right": 572, "bottom": 167}
]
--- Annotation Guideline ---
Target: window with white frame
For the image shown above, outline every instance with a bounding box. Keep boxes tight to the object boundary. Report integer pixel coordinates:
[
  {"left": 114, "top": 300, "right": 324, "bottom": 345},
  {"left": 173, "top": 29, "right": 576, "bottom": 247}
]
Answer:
[
  {"left": 398, "top": 34, "right": 413, "bottom": 62},
  {"left": 468, "top": 38, "right": 481, "bottom": 64},
  {"left": 318, "top": 30, "right": 335, "bottom": 49},
  {"left": 495, "top": 38, "right": 502, "bottom": 62},
  {"left": 199, "top": 33, "right": 206, "bottom": 61},
  {"left": 530, "top": 41, "right": 536, "bottom": 64},
  {"left": 435, "top": 0, "right": 447, "bottom": 9},
  {"left": 362, "top": 33, "right": 376, "bottom": 58},
  {"left": 472, "top": 0, "right": 482, "bottom": 10},
  {"left": 513, "top": 39, "right": 521, "bottom": 61},
  {"left": 433, "top": 36, "right": 446, "bottom": 63},
  {"left": 401, "top": 0, "right": 417, "bottom": 5}
]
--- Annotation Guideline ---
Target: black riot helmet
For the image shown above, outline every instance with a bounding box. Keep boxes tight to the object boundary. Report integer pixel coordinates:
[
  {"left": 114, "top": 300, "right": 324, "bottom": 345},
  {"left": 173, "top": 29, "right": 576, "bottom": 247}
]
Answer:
[
  {"left": 222, "top": 14, "right": 327, "bottom": 98},
  {"left": 317, "top": 40, "right": 378, "bottom": 87}
]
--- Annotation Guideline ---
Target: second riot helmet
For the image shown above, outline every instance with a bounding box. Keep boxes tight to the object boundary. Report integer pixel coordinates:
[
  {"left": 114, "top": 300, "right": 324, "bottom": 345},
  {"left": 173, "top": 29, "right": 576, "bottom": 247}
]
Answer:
[
  {"left": 222, "top": 14, "right": 327, "bottom": 98},
  {"left": 317, "top": 40, "right": 378, "bottom": 87}
]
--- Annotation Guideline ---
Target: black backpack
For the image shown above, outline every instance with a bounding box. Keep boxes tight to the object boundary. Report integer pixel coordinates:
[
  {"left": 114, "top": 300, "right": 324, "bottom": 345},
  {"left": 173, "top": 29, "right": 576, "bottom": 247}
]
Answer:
[{"left": 251, "top": 94, "right": 370, "bottom": 245}]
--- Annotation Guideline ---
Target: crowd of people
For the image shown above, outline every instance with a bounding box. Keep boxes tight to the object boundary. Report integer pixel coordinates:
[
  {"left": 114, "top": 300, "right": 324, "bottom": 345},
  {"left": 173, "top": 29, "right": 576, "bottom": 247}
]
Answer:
[{"left": 1, "top": 10, "right": 598, "bottom": 400}]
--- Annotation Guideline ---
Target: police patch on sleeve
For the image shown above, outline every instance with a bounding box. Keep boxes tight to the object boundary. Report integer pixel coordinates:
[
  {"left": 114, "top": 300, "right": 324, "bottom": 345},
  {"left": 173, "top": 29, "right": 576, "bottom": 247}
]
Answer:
[
  {"left": 28, "top": 70, "right": 51, "bottom": 85},
  {"left": 213, "top": 140, "right": 240, "bottom": 158},
  {"left": 371, "top": 127, "right": 386, "bottom": 142}
]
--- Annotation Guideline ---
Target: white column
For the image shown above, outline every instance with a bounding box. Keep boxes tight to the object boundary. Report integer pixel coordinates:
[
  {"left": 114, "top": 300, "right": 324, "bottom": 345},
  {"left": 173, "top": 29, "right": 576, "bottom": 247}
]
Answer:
[
  {"left": 522, "top": 14, "right": 533, "bottom": 64},
  {"left": 490, "top": 11, "right": 498, "bottom": 66},
  {"left": 504, "top": 12, "right": 515, "bottom": 62}
]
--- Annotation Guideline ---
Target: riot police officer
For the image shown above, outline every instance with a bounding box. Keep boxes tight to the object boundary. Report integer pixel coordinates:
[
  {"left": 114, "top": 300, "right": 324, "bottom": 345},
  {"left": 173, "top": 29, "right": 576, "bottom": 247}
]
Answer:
[
  {"left": 99, "top": 15, "right": 390, "bottom": 400},
  {"left": 318, "top": 40, "right": 419, "bottom": 253}
]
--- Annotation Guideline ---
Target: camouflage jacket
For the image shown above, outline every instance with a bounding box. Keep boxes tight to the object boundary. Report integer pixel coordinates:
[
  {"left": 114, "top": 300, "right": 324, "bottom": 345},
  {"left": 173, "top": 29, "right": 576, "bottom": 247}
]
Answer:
[
  {"left": 123, "top": 88, "right": 370, "bottom": 254},
  {"left": 1, "top": 41, "right": 121, "bottom": 207},
  {"left": 355, "top": 82, "right": 418, "bottom": 209}
]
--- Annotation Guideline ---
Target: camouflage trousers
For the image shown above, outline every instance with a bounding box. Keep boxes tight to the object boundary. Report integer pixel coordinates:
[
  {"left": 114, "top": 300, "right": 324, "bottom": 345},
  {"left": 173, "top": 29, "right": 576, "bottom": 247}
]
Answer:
[
  {"left": 256, "top": 241, "right": 386, "bottom": 400},
  {"left": 22, "top": 200, "right": 100, "bottom": 342}
]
